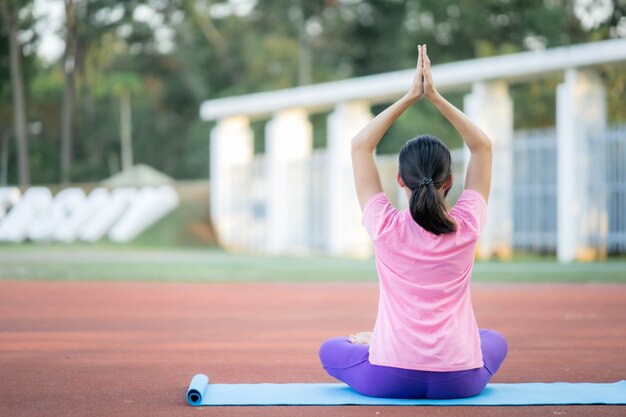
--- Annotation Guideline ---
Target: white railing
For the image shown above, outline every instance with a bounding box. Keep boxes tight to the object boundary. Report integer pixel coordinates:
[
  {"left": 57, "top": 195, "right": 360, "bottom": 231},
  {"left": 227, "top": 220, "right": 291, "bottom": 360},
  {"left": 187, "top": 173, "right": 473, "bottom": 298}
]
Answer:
[
  {"left": 590, "top": 124, "right": 626, "bottom": 254},
  {"left": 511, "top": 128, "right": 558, "bottom": 252},
  {"left": 223, "top": 124, "right": 626, "bottom": 256}
]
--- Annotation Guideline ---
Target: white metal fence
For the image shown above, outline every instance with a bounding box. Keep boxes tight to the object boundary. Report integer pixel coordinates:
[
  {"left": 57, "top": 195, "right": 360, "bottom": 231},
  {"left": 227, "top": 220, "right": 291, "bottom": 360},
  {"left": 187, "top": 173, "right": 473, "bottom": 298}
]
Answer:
[
  {"left": 224, "top": 124, "right": 626, "bottom": 255},
  {"left": 223, "top": 156, "right": 267, "bottom": 251},
  {"left": 509, "top": 124, "right": 626, "bottom": 254},
  {"left": 226, "top": 151, "right": 328, "bottom": 253},
  {"left": 590, "top": 124, "right": 626, "bottom": 254},
  {"left": 511, "top": 128, "right": 558, "bottom": 252},
  {"left": 299, "top": 151, "right": 327, "bottom": 252}
]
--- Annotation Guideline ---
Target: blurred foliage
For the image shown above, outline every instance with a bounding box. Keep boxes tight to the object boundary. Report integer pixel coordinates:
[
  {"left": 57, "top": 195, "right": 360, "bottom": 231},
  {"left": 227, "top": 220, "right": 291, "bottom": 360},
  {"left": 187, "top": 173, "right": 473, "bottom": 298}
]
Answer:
[{"left": 0, "top": 0, "right": 625, "bottom": 182}]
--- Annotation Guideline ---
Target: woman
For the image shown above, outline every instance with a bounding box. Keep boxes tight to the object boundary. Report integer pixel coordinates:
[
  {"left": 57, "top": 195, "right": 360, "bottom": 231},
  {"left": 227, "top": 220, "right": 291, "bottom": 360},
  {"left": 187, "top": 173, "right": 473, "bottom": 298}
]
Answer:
[{"left": 319, "top": 45, "right": 507, "bottom": 399}]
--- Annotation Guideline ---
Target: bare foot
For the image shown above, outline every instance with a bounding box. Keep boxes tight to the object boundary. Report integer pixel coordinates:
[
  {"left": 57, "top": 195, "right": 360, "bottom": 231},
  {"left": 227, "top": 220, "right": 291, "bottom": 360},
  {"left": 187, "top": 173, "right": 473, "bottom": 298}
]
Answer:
[{"left": 348, "top": 331, "right": 372, "bottom": 345}]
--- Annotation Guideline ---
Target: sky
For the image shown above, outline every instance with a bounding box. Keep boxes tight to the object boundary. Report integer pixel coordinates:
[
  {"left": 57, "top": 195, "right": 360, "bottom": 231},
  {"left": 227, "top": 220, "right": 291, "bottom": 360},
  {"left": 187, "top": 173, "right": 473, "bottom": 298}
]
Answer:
[{"left": 33, "top": 0, "right": 65, "bottom": 63}]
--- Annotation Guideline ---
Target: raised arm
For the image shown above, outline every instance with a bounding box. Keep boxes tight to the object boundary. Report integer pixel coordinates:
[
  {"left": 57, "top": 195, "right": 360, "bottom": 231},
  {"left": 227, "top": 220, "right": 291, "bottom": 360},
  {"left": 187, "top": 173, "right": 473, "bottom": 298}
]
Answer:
[
  {"left": 351, "top": 46, "right": 425, "bottom": 210},
  {"left": 422, "top": 46, "right": 493, "bottom": 203}
]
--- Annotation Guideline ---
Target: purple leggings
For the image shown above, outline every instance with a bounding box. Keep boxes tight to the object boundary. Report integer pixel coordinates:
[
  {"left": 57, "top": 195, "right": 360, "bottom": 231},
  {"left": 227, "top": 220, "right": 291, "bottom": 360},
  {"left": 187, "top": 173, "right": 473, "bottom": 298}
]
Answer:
[{"left": 319, "top": 329, "right": 507, "bottom": 399}]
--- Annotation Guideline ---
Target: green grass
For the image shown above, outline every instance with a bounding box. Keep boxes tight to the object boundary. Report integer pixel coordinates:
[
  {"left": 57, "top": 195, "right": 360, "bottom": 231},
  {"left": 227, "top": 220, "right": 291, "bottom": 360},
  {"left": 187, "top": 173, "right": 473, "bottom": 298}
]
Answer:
[
  {"left": 0, "top": 244, "right": 375, "bottom": 282},
  {"left": 1, "top": 244, "right": 625, "bottom": 283},
  {"left": 128, "top": 201, "right": 214, "bottom": 248}
]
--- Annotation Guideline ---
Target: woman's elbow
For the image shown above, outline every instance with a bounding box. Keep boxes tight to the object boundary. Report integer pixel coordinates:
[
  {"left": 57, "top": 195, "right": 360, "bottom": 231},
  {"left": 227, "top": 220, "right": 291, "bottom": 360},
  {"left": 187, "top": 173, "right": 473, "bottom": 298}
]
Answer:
[
  {"left": 472, "top": 137, "right": 492, "bottom": 155},
  {"left": 482, "top": 138, "right": 493, "bottom": 153},
  {"left": 351, "top": 137, "right": 374, "bottom": 154}
]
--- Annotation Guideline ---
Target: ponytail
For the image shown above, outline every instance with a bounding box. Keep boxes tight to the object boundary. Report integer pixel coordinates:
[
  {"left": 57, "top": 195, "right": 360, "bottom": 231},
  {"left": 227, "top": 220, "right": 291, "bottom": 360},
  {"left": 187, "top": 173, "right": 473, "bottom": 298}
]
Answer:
[
  {"left": 400, "top": 135, "right": 456, "bottom": 236},
  {"left": 409, "top": 182, "right": 456, "bottom": 235}
]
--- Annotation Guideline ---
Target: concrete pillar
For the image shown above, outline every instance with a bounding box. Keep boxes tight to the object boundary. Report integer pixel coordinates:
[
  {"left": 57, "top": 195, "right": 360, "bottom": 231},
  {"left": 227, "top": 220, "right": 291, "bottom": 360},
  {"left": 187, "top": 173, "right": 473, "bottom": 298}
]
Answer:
[
  {"left": 265, "top": 108, "right": 312, "bottom": 254},
  {"left": 463, "top": 81, "right": 514, "bottom": 260},
  {"left": 210, "top": 116, "right": 254, "bottom": 249},
  {"left": 327, "top": 101, "right": 373, "bottom": 258},
  {"left": 556, "top": 69, "right": 606, "bottom": 263}
]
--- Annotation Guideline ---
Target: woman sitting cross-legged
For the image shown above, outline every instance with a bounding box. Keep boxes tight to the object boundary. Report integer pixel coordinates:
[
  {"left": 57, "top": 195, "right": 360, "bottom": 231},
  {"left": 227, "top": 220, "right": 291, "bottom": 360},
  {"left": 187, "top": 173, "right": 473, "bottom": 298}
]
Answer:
[{"left": 319, "top": 44, "right": 507, "bottom": 399}]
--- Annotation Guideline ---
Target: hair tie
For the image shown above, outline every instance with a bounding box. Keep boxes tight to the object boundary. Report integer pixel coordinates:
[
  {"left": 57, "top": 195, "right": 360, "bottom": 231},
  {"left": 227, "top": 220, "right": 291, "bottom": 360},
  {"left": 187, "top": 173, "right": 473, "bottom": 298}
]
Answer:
[{"left": 419, "top": 177, "right": 433, "bottom": 187}]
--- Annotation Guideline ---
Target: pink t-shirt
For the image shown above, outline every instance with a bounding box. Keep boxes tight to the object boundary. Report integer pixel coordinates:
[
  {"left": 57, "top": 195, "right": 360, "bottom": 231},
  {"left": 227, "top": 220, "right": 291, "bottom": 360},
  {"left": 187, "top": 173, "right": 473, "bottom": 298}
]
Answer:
[{"left": 362, "top": 189, "right": 487, "bottom": 372}]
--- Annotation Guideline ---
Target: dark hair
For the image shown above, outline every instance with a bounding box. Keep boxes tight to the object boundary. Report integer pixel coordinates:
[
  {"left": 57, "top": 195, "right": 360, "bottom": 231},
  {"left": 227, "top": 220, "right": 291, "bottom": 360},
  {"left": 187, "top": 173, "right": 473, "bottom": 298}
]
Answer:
[{"left": 399, "top": 134, "right": 456, "bottom": 235}]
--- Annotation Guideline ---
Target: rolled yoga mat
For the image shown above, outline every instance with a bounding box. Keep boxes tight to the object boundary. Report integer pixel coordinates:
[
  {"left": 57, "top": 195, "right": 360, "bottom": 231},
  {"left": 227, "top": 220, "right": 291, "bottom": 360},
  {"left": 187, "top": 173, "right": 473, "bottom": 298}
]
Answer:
[{"left": 186, "top": 374, "right": 626, "bottom": 406}]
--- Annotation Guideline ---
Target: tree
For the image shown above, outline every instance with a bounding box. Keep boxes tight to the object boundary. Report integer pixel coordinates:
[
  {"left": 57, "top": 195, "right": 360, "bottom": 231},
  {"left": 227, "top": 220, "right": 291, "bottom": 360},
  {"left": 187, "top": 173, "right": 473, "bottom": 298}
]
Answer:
[
  {"left": 2, "top": 0, "right": 624, "bottom": 185},
  {"left": 0, "top": 0, "right": 31, "bottom": 187},
  {"left": 60, "top": 0, "right": 142, "bottom": 182},
  {"left": 109, "top": 72, "right": 141, "bottom": 172},
  {"left": 60, "top": 0, "right": 77, "bottom": 184}
]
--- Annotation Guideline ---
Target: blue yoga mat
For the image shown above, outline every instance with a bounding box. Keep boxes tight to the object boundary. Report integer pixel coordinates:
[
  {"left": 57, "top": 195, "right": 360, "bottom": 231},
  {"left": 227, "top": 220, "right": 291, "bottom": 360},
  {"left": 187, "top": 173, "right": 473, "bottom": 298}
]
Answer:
[{"left": 186, "top": 374, "right": 626, "bottom": 406}]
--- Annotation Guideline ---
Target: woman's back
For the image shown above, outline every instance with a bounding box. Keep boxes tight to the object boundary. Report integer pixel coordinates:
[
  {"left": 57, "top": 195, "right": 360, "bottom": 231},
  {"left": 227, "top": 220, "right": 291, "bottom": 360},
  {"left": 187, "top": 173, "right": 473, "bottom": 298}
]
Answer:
[{"left": 363, "top": 189, "right": 487, "bottom": 372}]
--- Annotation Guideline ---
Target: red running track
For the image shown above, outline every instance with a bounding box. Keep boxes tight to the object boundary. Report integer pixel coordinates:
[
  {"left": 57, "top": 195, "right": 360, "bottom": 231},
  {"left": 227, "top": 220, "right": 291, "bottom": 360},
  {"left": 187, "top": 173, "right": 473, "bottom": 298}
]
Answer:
[{"left": 1, "top": 281, "right": 625, "bottom": 417}]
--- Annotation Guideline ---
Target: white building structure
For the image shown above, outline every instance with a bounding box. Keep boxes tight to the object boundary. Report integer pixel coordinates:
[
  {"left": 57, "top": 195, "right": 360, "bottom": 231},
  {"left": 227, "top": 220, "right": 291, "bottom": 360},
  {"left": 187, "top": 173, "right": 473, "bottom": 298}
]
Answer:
[{"left": 200, "top": 39, "right": 626, "bottom": 262}]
